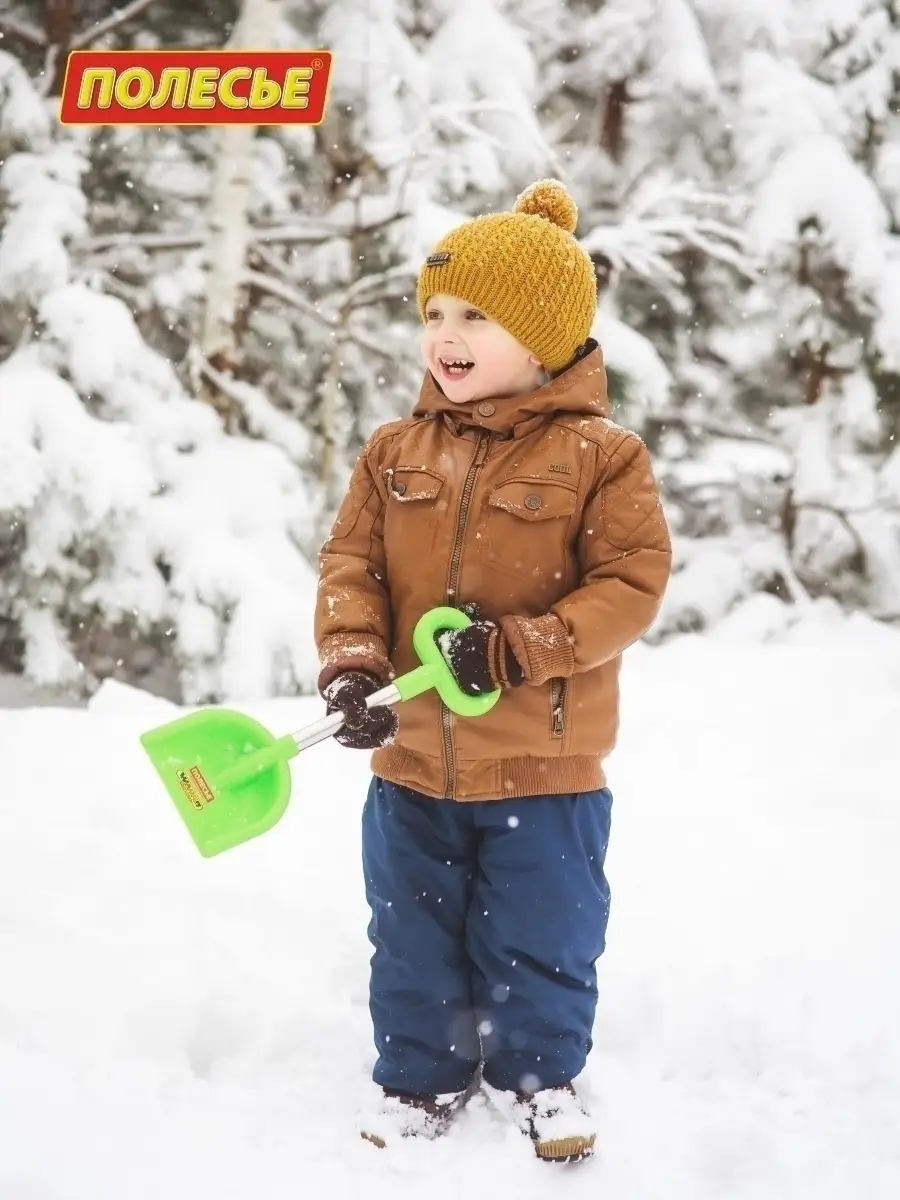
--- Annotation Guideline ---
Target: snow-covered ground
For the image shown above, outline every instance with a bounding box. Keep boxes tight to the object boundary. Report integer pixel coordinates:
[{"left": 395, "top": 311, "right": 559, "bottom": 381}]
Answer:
[{"left": 1, "top": 603, "right": 899, "bottom": 1199}]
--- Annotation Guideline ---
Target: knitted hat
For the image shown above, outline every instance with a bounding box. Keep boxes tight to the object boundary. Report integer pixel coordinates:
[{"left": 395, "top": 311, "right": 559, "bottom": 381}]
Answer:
[{"left": 416, "top": 179, "right": 597, "bottom": 372}]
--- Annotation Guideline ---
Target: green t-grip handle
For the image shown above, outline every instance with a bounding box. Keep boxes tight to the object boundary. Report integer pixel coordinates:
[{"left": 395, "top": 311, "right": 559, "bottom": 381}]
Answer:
[{"left": 394, "top": 605, "right": 501, "bottom": 715}]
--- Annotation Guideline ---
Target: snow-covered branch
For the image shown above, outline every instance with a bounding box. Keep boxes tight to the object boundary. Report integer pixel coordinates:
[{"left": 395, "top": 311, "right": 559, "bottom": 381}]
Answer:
[
  {"left": 70, "top": 0, "right": 160, "bottom": 49},
  {"left": 582, "top": 176, "right": 754, "bottom": 287},
  {"left": 191, "top": 352, "right": 310, "bottom": 461}
]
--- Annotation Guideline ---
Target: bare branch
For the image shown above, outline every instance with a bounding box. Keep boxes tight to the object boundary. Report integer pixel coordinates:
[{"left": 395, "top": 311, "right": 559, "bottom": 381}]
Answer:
[
  {"left": 192, "top": 352, "right": 310, "bottom": 460},
  {"left": 244, "top": 267, "right": 398, "bottom": 362},
  {"left": 254, "top": 222, "right": 335, "bottom": 244},
  {"left": 245, "top": 267, "right": 335, "bottom": 322},
  {"left": 76, "top": 223, "right": 335, "bottom": 255},
  {"left": 71, "top": 0, "right": 159, "bottom": 49},
  {"left": 0, "top": 16, "right": 46, "bottom": 48},
  {"left": 247, "top": 239, "right": 297, "bottom": 281},
  {"left": 77, "top": 211, "right": 409, "bottom": 259},
  {"left": 342, "top": 264, "right": 415, "bottom": 306},
  {"left": 647, "top": 408, "right": 781, "bottom": 447}
]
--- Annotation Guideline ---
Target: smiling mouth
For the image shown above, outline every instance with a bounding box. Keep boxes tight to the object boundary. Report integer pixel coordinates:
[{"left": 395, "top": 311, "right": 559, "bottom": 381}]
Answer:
[{"left": 439, "top": 357, "right": 475, "bottom": 379}]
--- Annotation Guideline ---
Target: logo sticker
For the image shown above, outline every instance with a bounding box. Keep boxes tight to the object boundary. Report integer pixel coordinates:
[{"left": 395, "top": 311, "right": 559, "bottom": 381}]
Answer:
[
  {"left": 177, "top": 770, "right": 202, "bottom": 810},
  {"left": 190, "top": 766, "right": 215, "bottom": 804},
  {"left": 548, "top": 463, "right": 572, "bottom": 474},
  {"left": 425, "top": 252, "right": 451, "bottom": 266},
  {"left": 59, "top": 50, "right": 333, "bottom": 125}
]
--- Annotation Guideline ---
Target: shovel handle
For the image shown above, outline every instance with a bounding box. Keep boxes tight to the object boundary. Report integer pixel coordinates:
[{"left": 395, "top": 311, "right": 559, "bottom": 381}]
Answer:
[
  {"left": 283, "top": 606, "right": 500, "bottom": 752},
  {"left": 288, "top": 682, "right": 401, "bottom": 752}
]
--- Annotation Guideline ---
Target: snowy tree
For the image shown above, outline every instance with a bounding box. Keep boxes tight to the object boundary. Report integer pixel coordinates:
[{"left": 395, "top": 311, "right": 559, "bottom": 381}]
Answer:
[
  {"left": 531, "top": 0, "right": 900, "bottom": 632},
  {"left": 0, "top": 42, "right": 319, "bottom": 702},
  {"left": 685, "top": 0, "right": 900, "bottom": 623}
]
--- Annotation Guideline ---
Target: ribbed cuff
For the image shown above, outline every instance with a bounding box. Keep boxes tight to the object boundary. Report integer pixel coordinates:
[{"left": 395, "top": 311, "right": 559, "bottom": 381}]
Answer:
[
  {"left": 498, "top": 612, "right": 575, "bottom": 686},
  {"left": 487, "top": 627, "right": 524, "bottom": 688},
  {"left": 317, "top": 631, "right": 393, "bottom": 696}
]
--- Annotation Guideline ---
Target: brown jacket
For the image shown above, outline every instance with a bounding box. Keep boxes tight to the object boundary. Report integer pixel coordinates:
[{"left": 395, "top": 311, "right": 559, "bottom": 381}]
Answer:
[{"left": 314, "top": 339, "right": 672, "bottom": 801}]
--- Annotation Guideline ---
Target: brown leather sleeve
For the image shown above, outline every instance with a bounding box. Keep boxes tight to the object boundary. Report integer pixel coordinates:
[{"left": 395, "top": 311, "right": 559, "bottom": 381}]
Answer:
[
  {"left": 314, "top": 435, "right": 394, "bottom": 696},
  {"left": 501, "top": 431, "right": 672, "bottom": 682}
]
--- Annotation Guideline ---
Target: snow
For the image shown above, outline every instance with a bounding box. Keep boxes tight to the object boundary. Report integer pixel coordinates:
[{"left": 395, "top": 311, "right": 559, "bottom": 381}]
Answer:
[
  {"left": 593, "top": 310, "right": 672, "bottom": 414},
  {"left": 746, "top": 134, "right": 889, "bottom": 291},
  {"left": 581, "top": 173, "right": 749, "bottom": 294},
  {"left": 732, "top": 50, "right": 846, "bottom": 182},
  {"left": 1, "top": 613, "right": 899, "bottom": 1196},
  {"left": 0, "top": 145, "right": 87, "bottom": 303},
  {"left": 425, "top": 0, "right": 550, "bottom": 190},
  {"left": 872, "top": 243, "right": 900, "bottom": 370},
  {"left": 0, "top": 49, "right": 51, "bottom": 145},
  {"left": 0, "top": 280, "right": 320, "bottom": 701},
  {"left": 651, "top": 0, "right": 719, "bottom": 99},
  {"left": 319, "top": 0, "right": 429, "bottom": 172}
]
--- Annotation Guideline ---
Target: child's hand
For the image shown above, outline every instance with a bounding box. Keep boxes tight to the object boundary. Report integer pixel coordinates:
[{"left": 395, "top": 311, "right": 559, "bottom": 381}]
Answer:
[
  {"left": 438, "top": 603, "right": 525, "bottom": 696},
  {"left": 324, "top": 670, "right": 399, "bottom": 750}
]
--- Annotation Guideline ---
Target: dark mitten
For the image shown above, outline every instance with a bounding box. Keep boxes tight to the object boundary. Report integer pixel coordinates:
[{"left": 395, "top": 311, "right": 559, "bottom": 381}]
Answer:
[
  {"left": 324, "top": 670, "right": 399, "bottom": 750},
  {"left": 438, "top": 602, "right": 525, "bottom": 696}
]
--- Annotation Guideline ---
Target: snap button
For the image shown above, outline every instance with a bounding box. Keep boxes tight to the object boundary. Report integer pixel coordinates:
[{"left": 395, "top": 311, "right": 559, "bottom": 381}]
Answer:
[
  {"left": 477, "top": 401, "right": 496, "bottom": 417},
  {"left": 524, "top": 493, "right": 542, "bottom": 510},
  {"left": 393, "top": 480, "right": 406, "bottom": 495}
]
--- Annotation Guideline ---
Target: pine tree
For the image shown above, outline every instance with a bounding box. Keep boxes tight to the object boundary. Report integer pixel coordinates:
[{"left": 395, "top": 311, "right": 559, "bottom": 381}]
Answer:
[
  {"left": 0, "top": 25, "right": 320, "bottom": 702},
  {"left": 667, "top": 0, "right": 900, "bottom": 625},
  {"left": 734, "top": 0, "right": 900, "bottom": 619}
]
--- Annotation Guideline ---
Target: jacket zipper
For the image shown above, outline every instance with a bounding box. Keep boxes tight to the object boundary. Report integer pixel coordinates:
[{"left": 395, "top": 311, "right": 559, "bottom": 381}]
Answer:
[
  {"left": 551, "top": 678, "right": 568, "bottom": 739},
  {"left": 442, "top": 430, "right": 491, "bottom": 799}
]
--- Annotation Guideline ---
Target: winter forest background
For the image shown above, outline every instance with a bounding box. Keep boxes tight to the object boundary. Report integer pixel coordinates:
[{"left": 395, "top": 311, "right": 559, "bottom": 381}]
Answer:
[{"left": 1, "top": 0, "right": 899, "bottom": 705}]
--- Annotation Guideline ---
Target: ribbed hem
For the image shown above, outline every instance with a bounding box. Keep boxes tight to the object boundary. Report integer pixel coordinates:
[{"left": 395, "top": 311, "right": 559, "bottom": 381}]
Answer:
[
  {"left": 499, "top": 613, "right": 574, "bottom": 686},
  {"left": 371, "top": 743, "right": 605, "bottom": 802},
  {"left": 317, "top": 631, "right": 392, "bottom": 696}
]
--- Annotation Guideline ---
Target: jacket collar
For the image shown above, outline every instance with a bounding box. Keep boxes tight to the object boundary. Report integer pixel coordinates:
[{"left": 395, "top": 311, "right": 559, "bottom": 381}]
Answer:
[{"left": 411, "top": 338, "right": 609, "bottom": 439}]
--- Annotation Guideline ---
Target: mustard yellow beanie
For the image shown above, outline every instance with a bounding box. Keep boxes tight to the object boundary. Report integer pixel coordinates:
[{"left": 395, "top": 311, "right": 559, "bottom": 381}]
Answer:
[{"left": 416, "top": 179, "right": 597, "bottom": 372}]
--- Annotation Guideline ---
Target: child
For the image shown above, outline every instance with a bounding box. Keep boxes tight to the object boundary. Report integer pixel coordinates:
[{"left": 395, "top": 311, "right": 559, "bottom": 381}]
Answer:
[{"left": 314, "top": 179, "right": 672, "bottom": 1161}]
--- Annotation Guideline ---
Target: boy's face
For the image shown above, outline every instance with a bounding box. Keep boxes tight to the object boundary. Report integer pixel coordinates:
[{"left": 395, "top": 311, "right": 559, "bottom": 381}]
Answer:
[{"left": 421, "top": 293, "right": 546, "bottom": 404}]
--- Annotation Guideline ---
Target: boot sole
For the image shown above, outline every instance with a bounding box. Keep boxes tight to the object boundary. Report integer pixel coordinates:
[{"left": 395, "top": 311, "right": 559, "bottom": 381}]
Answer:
[{"left": 535, "top": 1133, "right": 596, "bottom": 1163}]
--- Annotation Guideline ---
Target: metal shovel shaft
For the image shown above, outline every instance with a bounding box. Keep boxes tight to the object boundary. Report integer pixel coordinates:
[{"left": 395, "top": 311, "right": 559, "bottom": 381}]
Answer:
[{"left": 287, "top": 682, "right": 402, "bottom": 752}]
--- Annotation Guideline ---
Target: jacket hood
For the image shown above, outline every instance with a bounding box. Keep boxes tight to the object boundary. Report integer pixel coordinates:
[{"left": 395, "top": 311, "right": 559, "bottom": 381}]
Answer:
[{"left": 411, "top": 338, "right": 609, "bottom": 438}]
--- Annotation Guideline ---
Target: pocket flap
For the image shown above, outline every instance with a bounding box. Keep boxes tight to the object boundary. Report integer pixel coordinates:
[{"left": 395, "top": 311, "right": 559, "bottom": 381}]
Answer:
[
  {"left": 384, "top": 465, "right": 444, "bottom": 501},
  {"left": 488, "top": 477, "right": 577, "bottom": 521}
]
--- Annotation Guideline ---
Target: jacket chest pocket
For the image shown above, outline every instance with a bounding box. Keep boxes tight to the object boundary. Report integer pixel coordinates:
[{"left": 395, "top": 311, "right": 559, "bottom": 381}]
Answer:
[
  {"left": 382, "top": 466, "right": 447, "bottom": 556},
  {"left": 483, "top": 476, "right": 578, "bottom": 583}
]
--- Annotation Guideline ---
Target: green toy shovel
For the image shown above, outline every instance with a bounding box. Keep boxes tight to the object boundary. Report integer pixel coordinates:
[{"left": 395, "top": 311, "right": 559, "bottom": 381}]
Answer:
[{"left": 139, "top": 606, "right": 499, "bottom": 858}]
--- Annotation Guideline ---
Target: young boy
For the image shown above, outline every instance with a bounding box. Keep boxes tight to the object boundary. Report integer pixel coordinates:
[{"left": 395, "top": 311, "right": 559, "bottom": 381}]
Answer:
[{"left": 314, "top": 179, "right": 672, "bottom": 1161}]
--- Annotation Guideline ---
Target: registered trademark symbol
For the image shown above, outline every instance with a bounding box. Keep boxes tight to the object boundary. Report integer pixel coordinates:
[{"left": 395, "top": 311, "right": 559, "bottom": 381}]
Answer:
[{"left": 312, "top": 57, "right": 323, "bottom": 70}]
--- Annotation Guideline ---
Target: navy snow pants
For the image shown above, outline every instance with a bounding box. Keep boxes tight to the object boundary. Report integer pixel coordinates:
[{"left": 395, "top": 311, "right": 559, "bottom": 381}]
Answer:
[{"left": 361, "top": 776, "right": 613, "bottom": 1095}]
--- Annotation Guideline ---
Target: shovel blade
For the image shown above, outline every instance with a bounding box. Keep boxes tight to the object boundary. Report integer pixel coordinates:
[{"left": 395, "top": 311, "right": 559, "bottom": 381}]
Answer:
[{"left": 140, "top": 708, "right": 292, "bottom": 857}]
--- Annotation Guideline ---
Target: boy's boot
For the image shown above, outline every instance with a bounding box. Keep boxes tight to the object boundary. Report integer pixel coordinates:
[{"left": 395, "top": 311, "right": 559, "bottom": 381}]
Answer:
[
  {"left": 359, "top": 1073, "right": 481, "bottom": 1148},
  {"left": 484, "top": 1081, "right": 596, "bottom": 1163}
]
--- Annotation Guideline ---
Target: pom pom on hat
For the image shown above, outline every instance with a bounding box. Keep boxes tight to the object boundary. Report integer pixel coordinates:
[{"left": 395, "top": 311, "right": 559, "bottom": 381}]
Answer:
[{"left": 513, "top": 178, "right": 578, "bottom": 234}]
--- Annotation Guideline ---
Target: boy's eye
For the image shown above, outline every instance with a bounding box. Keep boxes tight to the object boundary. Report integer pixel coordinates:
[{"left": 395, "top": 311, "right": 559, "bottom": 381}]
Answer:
[
  {"left": 425, "top": 310, "right": 441, "bottom": 320},
  {"left": 466, "top": 310, "right": 485, "bottom": 320}
]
